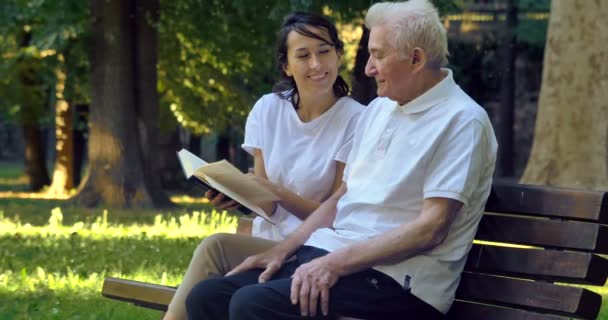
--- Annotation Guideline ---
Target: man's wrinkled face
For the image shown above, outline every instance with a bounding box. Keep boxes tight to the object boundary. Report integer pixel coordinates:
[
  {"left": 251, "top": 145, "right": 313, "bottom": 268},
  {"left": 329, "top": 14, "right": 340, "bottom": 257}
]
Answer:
[{"left": 365, "top": 25, "right": 415, "bottom": 105}]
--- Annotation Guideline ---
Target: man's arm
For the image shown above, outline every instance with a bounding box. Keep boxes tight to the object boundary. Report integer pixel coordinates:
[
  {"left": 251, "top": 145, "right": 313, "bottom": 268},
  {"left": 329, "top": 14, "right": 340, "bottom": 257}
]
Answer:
[
  {"left": 327, "top": 197, "right": 461, "bottom": 274},
  {"left": 291, "top": 197, "right": 462, "bottom": 317},
  {"left": 226, "top": 183, "right": 347, "bottom": 281}
]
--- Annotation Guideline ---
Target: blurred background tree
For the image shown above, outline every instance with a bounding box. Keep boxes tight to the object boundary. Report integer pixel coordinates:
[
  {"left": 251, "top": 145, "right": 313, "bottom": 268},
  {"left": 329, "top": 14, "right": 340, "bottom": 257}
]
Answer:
[
  {"left": 0, "top": 0, "right": 89, "bottom": 192},
  {"left": 520, "top": 0, "right": 608, "bottom": 190},
  {"left": 72, "top": 0, "right": 172, "bottom": 208}
]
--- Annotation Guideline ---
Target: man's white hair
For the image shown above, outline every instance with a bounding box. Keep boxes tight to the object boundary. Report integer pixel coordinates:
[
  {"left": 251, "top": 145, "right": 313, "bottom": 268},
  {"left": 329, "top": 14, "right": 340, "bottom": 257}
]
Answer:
[{"left": 365, "top": 0, "right": 449, "bottom": 67}]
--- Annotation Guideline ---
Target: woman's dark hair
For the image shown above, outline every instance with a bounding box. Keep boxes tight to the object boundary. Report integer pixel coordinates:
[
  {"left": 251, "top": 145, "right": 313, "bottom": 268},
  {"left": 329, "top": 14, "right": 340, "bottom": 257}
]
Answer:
[{"left": 272, "top": 12, "right": 350, "bottom": 109}]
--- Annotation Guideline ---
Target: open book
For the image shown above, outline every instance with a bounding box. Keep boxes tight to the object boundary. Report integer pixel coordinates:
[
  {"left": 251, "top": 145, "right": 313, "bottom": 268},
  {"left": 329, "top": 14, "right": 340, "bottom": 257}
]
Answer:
[{"left": 177, "top": 149, "right": 278, "bottom": 224}]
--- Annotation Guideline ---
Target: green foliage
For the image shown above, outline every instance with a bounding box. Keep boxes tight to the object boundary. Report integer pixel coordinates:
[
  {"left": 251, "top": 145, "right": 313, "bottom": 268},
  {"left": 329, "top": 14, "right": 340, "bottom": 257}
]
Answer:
[
  {"left": 516, "top": 18, "right": 548, "bottom": 49},
  {"left": 157, "top": 0, "right": 461, "bottom": 134},
  {"left": 432, "top": 0, "right": 463, "bottom": 15},
  {"left": 158, "top": 0, "right": 274, "bottom": 134},
  {"left": 0, "top": 0, "right": 90, "bottom": 125},
  {"left": 0, "top": 0, "right": 472, "bottom": 135},
  {"left": 157, "top": 0, "right": 297, "bottom": 134},
  {"left": 515, "top": 0, "right": 550, "bottom": 48}
]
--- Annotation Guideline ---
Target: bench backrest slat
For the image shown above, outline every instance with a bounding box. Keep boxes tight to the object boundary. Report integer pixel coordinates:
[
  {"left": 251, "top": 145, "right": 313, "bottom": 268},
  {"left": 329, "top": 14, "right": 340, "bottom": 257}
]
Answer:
[
  {"left": 456, "top": 272, "right": 602, "bottom": 319},
  {"left": 448, "top": 301, "right": 569, "bottom": 320},
  {"left": 486, "top": 182, "right": 608, "bottom": 222},
  {"left": 453, "top": 183, "right": 608, "bottom": 319},
  {"left": 465, "top": 245, "right": 608, "bottom": 285},
  {"left": 477, "top": 214, "right": 608, "bottom": 253}
]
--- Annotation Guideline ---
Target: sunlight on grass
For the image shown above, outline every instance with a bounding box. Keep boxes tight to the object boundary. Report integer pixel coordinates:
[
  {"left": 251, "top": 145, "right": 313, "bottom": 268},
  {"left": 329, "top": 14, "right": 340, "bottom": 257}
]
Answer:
[
  {"left": 0, "top": 208, "right": 238, "bottom": 319},
  {"left": 0, "top": 190, "right": 71, "bottom": 199},
  {"left": 0, "top": 189, "right": 208, "bottom": 207},
  {"left": 170, "top": 194, "right": 210, "bottom": 204},
  {"left": 0, "top": 207, "right": 237, "bottom": 238}
]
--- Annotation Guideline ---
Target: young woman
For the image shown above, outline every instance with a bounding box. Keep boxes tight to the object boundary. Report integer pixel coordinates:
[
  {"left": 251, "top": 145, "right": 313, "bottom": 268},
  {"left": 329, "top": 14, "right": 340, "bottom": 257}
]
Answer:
[{"left": 163, "top": 12, "right": 364, "bottom": 320}]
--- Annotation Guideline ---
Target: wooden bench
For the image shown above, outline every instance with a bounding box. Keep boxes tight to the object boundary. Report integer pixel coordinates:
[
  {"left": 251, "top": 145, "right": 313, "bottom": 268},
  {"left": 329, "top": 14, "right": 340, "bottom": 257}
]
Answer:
[{"left": 102, "top": 181, "right": 608, "bottom": 319}]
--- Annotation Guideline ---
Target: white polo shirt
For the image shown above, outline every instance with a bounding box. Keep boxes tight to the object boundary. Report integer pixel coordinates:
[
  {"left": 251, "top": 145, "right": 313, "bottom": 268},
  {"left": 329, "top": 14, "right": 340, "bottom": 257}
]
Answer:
[
  {"left": 243, "top": 93, "right": 363, "bottom": 241},
  {"left": 305, "top": 69, "right": 497, "bottom": 314}
]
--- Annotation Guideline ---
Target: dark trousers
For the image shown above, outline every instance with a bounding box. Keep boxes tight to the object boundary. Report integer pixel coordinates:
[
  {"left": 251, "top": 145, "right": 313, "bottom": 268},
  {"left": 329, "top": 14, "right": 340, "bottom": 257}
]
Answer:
[{"left": 186, "top": 246, "right": 444, "bottom": 320}]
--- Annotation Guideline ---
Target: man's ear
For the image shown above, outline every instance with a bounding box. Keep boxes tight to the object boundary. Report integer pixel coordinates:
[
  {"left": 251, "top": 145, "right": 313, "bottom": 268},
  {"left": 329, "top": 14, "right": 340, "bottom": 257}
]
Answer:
[{"left": 411, "top": 47, "right": 426, "bottom": 71}]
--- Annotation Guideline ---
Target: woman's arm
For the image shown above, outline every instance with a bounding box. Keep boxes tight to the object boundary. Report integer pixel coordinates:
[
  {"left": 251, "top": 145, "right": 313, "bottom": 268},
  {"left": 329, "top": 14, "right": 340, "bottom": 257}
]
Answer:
[{"left": 252, "top": 148, "right": 345, "bottom": 220}]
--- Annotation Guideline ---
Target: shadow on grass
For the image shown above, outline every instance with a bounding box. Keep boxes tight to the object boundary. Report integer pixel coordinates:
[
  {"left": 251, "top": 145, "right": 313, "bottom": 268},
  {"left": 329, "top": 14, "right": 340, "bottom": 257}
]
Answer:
[{"left": 0, "top": 195, "right": 218, "bottom": 226}]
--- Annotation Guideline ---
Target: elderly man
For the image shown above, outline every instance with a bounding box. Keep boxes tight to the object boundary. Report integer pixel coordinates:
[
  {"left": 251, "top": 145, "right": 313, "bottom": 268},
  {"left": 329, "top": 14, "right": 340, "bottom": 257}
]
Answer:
[{"left": 186, "top": 0, "right": 497, "bottom": 319}]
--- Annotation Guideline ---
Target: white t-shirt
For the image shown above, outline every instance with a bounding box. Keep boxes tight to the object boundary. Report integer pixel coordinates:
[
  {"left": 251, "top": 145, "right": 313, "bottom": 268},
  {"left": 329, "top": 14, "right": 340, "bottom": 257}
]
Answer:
[
  {"left": 305, "top": 69, "right": 497, "bottom": 314},
  {"left": 242, "top": 93, "right": 363, "bottom": 241}
]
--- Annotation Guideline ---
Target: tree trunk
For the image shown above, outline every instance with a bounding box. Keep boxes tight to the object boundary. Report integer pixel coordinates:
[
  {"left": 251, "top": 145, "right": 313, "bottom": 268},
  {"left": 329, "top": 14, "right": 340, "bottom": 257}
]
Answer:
[
  {"left": 133, "top": 0, "right": 172, "bottom": 207},
  {"left": 73, "top": 104, "right": 89, "bottom": 186},
  {"left": 496, "top": 0, "right": 517, "bottom": 178},
  {"left": 18, "top": 31, "right": 50, "bottom": 191},
  {"left": 48, "top": 54, "right": 75, "bottom": 195},
  {"left": 351, "top": 26, "right": 377, "bottom": 105},
  {"left": 74, "top": 0, "right": 154, "bottom": 208},
  {"left": 22, "top": 123, "right": 50, "bottom": 190},
  {"left": 520, "top": 0, "right": 608, "bottom": 190}
]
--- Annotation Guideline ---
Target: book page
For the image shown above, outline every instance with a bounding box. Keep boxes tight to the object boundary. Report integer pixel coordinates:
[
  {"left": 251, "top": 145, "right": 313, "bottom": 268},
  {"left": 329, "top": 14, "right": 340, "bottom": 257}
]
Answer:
[
  {"left": 177, "top": 149, "right": 278, "bottom": 223},
  {"left": 195, "top": 160, "right": 279, "bottom": 204},
  {"left": 177, "top": 149, "right": 208, "bottom": 178}
]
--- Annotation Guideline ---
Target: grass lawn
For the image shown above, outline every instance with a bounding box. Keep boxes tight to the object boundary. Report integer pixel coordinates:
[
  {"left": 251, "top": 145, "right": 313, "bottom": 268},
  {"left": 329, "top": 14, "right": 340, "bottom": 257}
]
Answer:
[
  {"left": 0, "top": 161, "right": 239, "bottom": 319},
  {"left": 0, "top": 161, "right": 606, "bottom": 319},
  {"left": 0, "top": 204, "right": 238, "bottom": 320}
]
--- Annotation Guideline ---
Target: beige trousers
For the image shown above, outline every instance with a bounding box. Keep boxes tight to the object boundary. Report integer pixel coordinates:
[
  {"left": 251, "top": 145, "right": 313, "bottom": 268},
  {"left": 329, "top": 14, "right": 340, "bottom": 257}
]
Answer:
[{"left": 165, "top": 233, "right": 277, "bottom": 320}]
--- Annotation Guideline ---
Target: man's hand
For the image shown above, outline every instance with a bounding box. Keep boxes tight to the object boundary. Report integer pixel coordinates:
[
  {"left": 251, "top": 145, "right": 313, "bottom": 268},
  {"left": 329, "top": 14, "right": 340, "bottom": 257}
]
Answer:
[
  {"left": 226, "top": 246, "right": 289, "bottom": 283},
  {"left": 290, "top": 255, "right": 341, "bottom": 317}
]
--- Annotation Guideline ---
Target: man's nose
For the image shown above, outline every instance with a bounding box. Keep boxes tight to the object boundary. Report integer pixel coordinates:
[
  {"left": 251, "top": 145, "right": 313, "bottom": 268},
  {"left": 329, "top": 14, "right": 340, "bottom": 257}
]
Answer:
[{"left": 365, "top": 56, "right": 376, "bottom": 76}]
